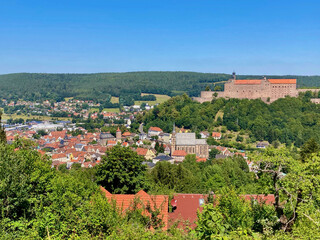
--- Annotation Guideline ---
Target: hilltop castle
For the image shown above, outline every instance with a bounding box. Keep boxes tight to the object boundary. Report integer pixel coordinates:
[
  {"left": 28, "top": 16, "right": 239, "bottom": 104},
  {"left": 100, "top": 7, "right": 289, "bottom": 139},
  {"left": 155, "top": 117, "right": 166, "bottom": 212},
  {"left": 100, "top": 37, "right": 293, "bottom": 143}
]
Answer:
[{"left": 194, "top": 73, "right": 298, "bottom": 103}]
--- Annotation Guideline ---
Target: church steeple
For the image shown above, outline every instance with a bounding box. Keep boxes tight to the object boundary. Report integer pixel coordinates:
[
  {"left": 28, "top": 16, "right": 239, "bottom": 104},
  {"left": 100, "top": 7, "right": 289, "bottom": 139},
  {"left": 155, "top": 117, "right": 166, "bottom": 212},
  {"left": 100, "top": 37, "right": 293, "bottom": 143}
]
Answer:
[
  {"left": 171, "top": 123, "right": 176, "bottom": 156},
  {"left": 116, "top": 127, "right": 121, "bottom": 142}
]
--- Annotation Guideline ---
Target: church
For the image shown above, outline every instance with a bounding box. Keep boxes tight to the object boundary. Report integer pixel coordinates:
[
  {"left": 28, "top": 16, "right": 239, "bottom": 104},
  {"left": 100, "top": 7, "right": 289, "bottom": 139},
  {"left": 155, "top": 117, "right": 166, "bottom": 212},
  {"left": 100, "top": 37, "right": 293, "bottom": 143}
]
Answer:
[{"left": 171, "top": 126, "right": 209, "bottom": 159}]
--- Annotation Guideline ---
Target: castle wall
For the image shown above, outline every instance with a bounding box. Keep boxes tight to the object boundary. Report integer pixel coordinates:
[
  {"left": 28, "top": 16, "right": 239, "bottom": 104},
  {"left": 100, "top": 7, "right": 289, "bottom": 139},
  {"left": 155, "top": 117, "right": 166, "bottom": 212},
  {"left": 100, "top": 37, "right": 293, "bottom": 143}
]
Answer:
[{"left": 194, "top": 78, "right": 297, "bottom": 104}]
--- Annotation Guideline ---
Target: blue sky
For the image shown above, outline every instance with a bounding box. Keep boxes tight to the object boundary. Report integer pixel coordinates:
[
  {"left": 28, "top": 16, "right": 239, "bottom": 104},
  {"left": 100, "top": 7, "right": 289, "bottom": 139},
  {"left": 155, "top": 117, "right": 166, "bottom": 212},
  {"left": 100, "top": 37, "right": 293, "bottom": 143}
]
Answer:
[{"left": 0, "top": 0, "right": 319, "bottom": 75}]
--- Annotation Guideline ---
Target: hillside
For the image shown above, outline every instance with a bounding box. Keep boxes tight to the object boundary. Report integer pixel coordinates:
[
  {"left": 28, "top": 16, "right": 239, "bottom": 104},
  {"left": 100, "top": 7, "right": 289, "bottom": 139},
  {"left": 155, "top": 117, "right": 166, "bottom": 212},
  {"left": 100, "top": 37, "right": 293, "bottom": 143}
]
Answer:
[{"left": 0, "top": 72, "right": 320, "bottom": 102}]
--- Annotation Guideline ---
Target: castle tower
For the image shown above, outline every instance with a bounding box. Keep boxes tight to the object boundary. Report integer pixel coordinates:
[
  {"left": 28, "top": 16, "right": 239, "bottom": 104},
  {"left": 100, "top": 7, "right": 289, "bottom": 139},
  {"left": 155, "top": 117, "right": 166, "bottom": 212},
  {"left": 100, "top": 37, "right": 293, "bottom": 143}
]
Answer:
[
  {"left": 116, "top": 127, "right": 122, "bottom": 142},
  {"left": 171, "top": 123, "right": 176, "bottom": 156},
  {"left": 232, "top": 71, "right": 236, "bottom": 80}
]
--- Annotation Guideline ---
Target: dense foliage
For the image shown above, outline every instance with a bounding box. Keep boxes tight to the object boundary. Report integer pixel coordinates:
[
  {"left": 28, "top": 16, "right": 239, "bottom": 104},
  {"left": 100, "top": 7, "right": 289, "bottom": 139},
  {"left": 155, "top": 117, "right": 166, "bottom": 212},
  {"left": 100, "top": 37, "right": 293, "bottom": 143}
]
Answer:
[
  {"left": 143, "top": 94, "right": 320, "bottom": 146},
  {"left": 0, "top": 111, "right": 5, "bottom": 144},
  {"left": 1, "top": 72, "right": 319, "bottom": 103},
  {"left": 96, "top": 145, "right": 147, "bottom": 194},
  {"left": 1, "top": 138, "right": 320, "bottom": 238},
  {"left": 148, "top": 154, "right": 259, "bottom": 194}
]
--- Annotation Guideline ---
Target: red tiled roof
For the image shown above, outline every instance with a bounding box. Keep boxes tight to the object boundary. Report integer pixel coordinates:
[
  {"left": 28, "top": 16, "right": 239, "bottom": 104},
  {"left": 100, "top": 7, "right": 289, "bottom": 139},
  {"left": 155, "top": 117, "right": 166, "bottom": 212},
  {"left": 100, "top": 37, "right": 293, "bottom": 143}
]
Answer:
[
  {"left": 107, "top": 140, "right": 117, "bottom": 145},
  {"left": 172, "top": 150, "right": 187, "bottom": 157},
  {"left": 136, "top": 148, "right": 148, "bottom": 156},
  {"left": 52, "top": 153, "right": 66, "bottom": 160},
  {"left": 268, "top": 79, "right": 296, "bottom": 84},
  {"left": 212, "top": 132, "right": 221, "bottom": 137},
  {"left": 168, "top": 194, "right": 275, "bottom": 229},
  {"left": 196, "top": 157, "right": 207, "bottom": 162},
  {"left": 100, "top": 186, "right": 168, "bottom": 230},
  {"left": 122, "top": 132, "right": 131, "bottom": 137},
  {"left": 149, "top": 127, "right": 163, "bottom": 132},
  {"left": 234, "top": 80, "right": 262, "bottom": 85}
]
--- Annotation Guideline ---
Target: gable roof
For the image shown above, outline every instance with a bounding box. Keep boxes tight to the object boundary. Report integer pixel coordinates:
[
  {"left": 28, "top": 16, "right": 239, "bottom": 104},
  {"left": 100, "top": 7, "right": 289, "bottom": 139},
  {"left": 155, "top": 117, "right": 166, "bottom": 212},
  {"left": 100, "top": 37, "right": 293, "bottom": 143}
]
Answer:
[
  {"left": 168, "top": 193, "right": 275, "bottom": 229},
  {"left": 149, "top": 127, "right": 163, "bottom": 132},
  {"left": 172, "top": 150, "right": 187, "bottom": 157},
  {"left": 268, "top": 79, "right": 296, "bottom": 84},
  {"left": 100, "top": 186, "right": 168, "bottom": 230},
  {"left": 136, "top": 147, "right": 148, "bottom": 156},
  {"left": 234, "top": 80, "right": 262, "bottom": 85},
  {"left": 176, "top": 133, "right": 196, "bottom": 145},
  {"left": 122, "top": 131, "right": 132, "bottom": 137},
  {"left": 212, "top": 132, "right": 221, "bottom": 137}
]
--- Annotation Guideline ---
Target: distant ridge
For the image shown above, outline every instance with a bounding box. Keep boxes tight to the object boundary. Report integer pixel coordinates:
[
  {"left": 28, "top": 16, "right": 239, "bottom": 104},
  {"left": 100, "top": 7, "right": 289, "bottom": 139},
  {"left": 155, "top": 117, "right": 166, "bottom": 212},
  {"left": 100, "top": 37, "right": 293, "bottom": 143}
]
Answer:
[{"left": 0, "top": 72, "right": 319, "bottom": 102}]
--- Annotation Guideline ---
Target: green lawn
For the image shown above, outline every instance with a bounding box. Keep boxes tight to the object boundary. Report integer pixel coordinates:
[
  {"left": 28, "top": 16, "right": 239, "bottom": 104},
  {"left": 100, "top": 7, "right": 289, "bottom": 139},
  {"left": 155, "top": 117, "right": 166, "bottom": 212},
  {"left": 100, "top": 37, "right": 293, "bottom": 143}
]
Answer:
[
  {"left": 135, "top": 93, "right": 171, "bottom": 106},
  {"left": 215, "top": 110, "right": 224, "bottom": 121},
  {"left": 103, "top": 108, "right": 120, "bottom": 113},
  {"left": 89, "top": 108, "right": 99, "bottom": 113},
  {"left": 64, "top": 97, "right": 74, "bottom": 102},
  {"left": 110, "top": 96, "right": 119, "bottom": 104}
]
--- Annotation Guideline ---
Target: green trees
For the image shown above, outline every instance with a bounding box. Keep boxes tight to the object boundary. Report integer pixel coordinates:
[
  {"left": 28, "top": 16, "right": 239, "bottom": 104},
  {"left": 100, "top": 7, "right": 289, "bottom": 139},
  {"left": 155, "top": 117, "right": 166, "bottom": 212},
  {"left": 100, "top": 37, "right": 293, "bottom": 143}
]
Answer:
[
  {"left": 96, "top": 145, "right": 147, "bottom": 194},
  {"left": 251, "top": 147, "right": 320, "bottom": 236},
  {"left": 143, "top": 94, "right": 320, "bottom": 147},
  {"left": 0, "top": 111, "right": 5, "bottom": 144},
  {"left": 195, "top": 189, "right": 277, "bottom": 239},
  {"left": 0, "top": 145, "right": 53, "bottom": 221}
]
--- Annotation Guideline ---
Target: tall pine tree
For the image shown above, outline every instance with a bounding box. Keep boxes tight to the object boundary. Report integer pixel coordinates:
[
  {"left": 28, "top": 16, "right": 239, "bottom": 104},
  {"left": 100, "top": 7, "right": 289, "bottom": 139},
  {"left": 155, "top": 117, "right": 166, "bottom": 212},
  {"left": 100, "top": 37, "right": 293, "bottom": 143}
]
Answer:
[{"left": 0, "top": 111, "right": 6, "bottom": 144}]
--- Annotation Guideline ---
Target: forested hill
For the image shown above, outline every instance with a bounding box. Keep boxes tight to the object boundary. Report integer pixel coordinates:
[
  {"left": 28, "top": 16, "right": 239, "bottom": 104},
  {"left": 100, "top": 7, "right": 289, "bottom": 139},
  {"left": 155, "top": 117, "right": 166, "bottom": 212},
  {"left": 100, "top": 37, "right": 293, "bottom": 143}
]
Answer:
[{"left": 0, "top": 72, "right": 320, "bottom": 102}]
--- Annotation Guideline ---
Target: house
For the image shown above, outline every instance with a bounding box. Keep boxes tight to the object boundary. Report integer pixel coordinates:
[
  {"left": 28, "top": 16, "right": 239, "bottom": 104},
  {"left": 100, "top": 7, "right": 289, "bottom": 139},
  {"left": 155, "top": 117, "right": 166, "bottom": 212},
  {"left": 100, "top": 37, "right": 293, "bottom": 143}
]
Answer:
[
  {"left": 139, "top": 133, "right": 147, "bottom": 140},
  {"left": 215, "top": 146, "right": 232, "bottom": 156},
  {"left": 152, "top": 154, "right": 174, "bottom": 164},
  {"left": 136, "top": 140, "right": 144, "bottom": 147},
  {"left": 171, "top": 150, "right": 187, "bottom": 162},
  {"left": 51, "top": 153, "right": 68, "bottom": 162},
  {"left": 164, "top": 144, "right": 171, "bottom": 155},
  {"left": 136, "top": 147, "right": 156, "bottom": 160},
  {"left": 122, "top": 142, "right": 129, "bottom": 147},
  {"left": 256, "top": 141, "right": 269, "bottom": 149},
  {"left": 148, "top": 127, "right": 163, "bottom": 137},
  {"left": 212, "top": 132, "right": 222, "bottom": 140},
  {"left": 107, "top": 140, "right": 117, "bottom": 148},
  {"left": 158, "top": 133, "right": 171, "bottom": 143},
  {"left": 122, "top": 131, "right": 132, "bottom": 139},
  {"left": 100, "top": 186, "right": 169, "bottom": 230},
  {"left": 168, "top": 193, "right": 275, "bottom": 229},
  {"left": 200, "top": 131, "right": 210, "bottom": 139},
  {"left": 196, "top": 157, "right": 207, "bottom": 162}
]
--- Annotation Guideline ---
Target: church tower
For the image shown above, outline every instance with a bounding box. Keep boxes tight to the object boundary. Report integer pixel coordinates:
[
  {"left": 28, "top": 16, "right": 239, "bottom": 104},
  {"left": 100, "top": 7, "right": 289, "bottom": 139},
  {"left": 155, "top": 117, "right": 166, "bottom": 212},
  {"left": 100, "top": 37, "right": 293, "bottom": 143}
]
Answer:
[
  {"left": 171, "top": 123, "right": 176, "bottom": 156},
  {"left": 116, "top": 127, "right": 122, "bottom": 142}
]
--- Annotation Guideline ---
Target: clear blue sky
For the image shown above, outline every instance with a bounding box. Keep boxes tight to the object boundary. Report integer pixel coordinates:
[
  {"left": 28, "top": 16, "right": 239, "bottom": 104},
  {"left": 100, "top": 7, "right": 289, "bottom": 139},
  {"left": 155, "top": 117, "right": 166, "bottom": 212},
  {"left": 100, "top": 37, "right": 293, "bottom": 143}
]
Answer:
[{"left": 1, "top": 0, "right": 319, "bottom": 75}]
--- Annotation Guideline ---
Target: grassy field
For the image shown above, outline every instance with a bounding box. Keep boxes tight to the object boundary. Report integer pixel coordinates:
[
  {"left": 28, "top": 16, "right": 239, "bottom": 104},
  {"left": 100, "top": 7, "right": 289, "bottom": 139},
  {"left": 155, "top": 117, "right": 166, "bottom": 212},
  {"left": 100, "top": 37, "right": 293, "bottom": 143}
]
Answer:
[
  {"left": 110, "top": 97, "right": 119, "bottom": 104},
  {"left": 135, "top": 93, "right": 171, "bottom": 106},
  {"left": 89, "top": 108, "right": 120, "bottom": 113},
  {"left": 64, "top": 97, "right": 74, "bottom": 102},
  {"left": 215, "top": 110, "right": 224, "bottom": 121},
  {"left": 103, "top": 108, "right": 120, "bottom": 113},
  {"left": 89, "top": 108, "right": 99, "bottom": 113}
]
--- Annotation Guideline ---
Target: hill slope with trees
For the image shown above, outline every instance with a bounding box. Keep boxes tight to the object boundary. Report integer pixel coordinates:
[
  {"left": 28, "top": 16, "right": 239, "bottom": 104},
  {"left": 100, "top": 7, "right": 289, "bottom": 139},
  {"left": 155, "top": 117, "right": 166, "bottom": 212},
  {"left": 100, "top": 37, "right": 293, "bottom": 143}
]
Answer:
[
  {"left": 0, "top": 72, "right": 319, "bottom": 102},
  {"left": 142, "top": 94, "right": 320, "bottom": 147}
]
